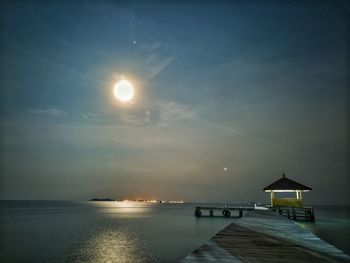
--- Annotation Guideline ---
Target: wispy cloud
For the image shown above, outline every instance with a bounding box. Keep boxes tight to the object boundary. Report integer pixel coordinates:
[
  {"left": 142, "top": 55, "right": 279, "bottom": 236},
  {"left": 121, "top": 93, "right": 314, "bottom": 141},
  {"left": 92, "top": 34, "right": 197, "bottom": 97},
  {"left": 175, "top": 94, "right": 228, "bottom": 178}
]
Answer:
[
  {"left": 146, "top": 53, "right": 174, "bottom": 78},
  {"left": 119, "top": 113, "right": 145, "bottom": 126},
  {"left": 81, "top": 112, "right": 100, "bottom": 121},
  {"left": 150, "top": 41, "right": 162, "bottom": 51},
  {"left": 144, "top": 110, "right": 151, "bottom": 126},
  {"left": 159, "top": 101, "right": 196, "bottom": 123},
  {"left": 28, "top": 107, "right": 67, "bottom": 118},
  {"left": 141, "top": 41, "right": 174, "bottom": 79},
  {"left": 116, "top": 101, "right": 196, "bottom": 128},
  {"left": 118, "top": 110, "right": 153, "bottom": 126}
]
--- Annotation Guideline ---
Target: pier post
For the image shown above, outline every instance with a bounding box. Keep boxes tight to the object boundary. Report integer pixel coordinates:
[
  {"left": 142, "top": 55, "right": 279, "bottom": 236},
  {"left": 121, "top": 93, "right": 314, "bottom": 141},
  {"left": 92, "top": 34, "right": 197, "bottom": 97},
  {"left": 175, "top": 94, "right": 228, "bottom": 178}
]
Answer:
[
  {"left": 239, "top": 209, "right": 243, "bottom": 218},
  {"left": 292, "top": 207, "right": 296, "bottom": 220},
  {"left": 210, "top": 209, "right": 213, "bottom": 217},
  {"left": 311, "top": 207, "right": 315, "bottom": 222},
  {"left": 307, "top": 207, "right": 315, "bottom": 222},
  {"left": 195, "top": 207, "right": 202, "bottom": 217},
  {"left": 310, "top": 211, "right": 315, "bottom": 222}
]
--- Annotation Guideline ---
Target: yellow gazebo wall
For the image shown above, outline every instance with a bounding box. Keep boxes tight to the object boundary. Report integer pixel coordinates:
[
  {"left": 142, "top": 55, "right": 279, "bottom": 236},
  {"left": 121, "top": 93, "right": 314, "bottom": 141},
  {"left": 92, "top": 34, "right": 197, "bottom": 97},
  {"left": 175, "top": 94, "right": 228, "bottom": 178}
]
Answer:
[{"left": 272, "top": 198, "right": 303, "bottom": 208}]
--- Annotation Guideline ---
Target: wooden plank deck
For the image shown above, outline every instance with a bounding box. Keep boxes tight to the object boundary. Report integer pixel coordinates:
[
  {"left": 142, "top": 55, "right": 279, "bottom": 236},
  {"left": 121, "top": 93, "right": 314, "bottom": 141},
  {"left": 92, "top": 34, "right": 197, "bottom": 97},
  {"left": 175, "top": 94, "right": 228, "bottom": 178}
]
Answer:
[{"left": 182, "top": 210, "right": 350, "bottom": 262}]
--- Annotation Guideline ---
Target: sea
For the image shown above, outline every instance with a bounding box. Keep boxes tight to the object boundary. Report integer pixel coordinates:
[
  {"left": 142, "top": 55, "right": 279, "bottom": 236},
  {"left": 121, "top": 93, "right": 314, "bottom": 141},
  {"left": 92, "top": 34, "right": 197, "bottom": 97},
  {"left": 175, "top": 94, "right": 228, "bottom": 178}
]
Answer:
[{"left": 0, "top": 201, "right": 349, "bottom": 262}]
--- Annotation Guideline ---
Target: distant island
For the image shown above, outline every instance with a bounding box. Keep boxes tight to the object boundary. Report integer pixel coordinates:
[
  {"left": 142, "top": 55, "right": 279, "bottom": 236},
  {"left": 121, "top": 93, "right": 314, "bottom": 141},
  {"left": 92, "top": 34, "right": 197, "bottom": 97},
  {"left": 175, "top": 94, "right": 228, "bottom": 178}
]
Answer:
[{"left": 90, "top": 198, "right": 115, "bottom": 201}]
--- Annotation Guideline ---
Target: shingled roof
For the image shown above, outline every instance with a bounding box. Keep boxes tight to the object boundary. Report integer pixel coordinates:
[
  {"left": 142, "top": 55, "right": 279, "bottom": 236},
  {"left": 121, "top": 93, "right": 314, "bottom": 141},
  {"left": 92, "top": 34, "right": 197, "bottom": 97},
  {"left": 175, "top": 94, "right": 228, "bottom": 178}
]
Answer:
[{"left": 263, "top": 173, "right": 312, "bottom": 191}]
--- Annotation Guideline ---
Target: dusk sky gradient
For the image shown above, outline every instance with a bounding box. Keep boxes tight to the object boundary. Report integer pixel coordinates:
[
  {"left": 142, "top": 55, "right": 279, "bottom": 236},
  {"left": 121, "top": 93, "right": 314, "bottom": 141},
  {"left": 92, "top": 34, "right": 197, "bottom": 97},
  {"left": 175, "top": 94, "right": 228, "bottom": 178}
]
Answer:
[{"left": 1, "top": 0, "right": 349, "bottom": 204}]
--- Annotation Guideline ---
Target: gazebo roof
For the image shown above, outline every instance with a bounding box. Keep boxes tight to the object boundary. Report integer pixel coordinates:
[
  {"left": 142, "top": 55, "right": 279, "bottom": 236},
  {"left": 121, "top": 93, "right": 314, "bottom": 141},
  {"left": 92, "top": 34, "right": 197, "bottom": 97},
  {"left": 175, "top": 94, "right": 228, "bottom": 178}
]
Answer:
[{"left": 263, "top": 173, "right": 312, "bottom": 192}]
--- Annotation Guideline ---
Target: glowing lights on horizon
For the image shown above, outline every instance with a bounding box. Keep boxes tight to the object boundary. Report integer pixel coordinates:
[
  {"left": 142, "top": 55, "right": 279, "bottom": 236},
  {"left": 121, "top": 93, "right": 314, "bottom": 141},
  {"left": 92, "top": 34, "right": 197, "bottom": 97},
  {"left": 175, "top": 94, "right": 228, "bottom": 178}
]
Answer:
[
  {"left": 121, "top": 199, "right": 184, "bottom": 204},
  {"left": 168, "top": 200, "right": 184, "bottom": 204}
]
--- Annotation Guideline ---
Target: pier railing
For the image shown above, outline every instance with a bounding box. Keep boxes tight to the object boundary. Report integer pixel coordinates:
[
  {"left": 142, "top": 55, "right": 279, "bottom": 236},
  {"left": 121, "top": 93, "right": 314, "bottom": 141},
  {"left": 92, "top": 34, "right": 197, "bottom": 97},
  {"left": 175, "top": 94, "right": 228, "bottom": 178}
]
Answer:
[
  {"left": 194, "top": 205, "right": 315, "bottom": 221},
  {"left": 194, "top": 206, "right": 254, "bottom": 218},
  {"left": 276, "top": 205, "right": 315, "bottom": 221}
]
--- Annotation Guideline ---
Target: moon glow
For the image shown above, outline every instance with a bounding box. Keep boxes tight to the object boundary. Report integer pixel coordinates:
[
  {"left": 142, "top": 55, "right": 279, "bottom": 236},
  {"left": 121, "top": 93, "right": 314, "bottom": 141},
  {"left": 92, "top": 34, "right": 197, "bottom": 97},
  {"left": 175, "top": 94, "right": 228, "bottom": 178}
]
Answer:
[{"left": 113, "top": 80, "right": 134, "bottom": 102}]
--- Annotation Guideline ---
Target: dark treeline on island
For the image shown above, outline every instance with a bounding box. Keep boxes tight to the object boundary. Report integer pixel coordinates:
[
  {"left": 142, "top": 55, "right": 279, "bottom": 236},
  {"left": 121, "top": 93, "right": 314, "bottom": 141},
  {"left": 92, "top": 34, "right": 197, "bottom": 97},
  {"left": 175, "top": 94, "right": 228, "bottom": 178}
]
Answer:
[{"left": 90, "top": 198, "right": 115, "bottom": 201}]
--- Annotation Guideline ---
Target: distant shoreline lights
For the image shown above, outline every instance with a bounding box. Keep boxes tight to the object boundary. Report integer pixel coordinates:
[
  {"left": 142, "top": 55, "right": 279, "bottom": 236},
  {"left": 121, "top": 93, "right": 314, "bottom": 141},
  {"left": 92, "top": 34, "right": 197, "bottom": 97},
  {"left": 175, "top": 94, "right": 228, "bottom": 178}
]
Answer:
[{"left": 121, "top": 199, "right": 184, "bottom": 204}]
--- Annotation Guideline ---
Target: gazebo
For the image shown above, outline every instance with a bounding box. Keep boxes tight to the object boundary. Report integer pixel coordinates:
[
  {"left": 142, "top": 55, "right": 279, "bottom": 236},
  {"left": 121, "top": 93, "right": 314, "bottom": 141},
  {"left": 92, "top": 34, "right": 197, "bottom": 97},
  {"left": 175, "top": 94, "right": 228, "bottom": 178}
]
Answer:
[{"left": 263, "top": 173, "right": 312, "bottom": 207}]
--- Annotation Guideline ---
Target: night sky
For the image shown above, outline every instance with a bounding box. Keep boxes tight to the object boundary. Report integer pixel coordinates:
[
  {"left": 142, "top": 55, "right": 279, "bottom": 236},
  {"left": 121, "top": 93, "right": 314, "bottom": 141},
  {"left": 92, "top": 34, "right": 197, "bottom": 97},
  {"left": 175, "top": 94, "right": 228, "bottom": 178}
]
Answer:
[{"left": 1, "top": 0, "right": 349, "bottom": 204}]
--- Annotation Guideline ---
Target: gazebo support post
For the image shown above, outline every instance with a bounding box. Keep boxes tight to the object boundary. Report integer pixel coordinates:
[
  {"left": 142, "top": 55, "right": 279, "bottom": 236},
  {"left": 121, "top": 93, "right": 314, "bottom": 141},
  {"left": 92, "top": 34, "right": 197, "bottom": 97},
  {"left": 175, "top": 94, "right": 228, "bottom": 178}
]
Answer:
[
  {"left": 296, "top": 191, "right": 303, "bottom": 200},
  {"left": 270, "top": 191, "right": 274, "bottom": 206}
]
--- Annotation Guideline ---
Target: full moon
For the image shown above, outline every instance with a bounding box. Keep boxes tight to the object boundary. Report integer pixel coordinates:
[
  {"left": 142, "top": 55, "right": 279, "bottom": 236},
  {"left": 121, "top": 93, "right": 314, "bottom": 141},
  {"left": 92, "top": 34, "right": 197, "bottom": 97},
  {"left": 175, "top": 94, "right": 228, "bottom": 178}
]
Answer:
[{"left": 113, "top": 80, "right": 134, "bottom": 102}]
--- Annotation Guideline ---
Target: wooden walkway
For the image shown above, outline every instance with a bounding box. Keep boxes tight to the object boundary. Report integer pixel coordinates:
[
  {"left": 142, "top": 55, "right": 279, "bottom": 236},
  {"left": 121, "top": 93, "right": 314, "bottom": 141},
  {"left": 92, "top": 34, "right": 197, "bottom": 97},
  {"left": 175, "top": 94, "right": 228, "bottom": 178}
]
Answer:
[{"left": 182, "top": 210, "right": 350, "bottom": 262}]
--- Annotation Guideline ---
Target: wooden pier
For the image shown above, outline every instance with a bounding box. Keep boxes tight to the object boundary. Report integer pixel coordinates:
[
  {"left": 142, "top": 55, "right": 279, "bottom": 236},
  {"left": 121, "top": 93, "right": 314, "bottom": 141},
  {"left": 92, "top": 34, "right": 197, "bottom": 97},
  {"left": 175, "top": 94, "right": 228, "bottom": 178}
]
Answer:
[
  {"left": 183, "top": 210, "right": 350, "bottom": 262},
  {"left": 194, "top": 206, "right": 254, "bottom": 218}
]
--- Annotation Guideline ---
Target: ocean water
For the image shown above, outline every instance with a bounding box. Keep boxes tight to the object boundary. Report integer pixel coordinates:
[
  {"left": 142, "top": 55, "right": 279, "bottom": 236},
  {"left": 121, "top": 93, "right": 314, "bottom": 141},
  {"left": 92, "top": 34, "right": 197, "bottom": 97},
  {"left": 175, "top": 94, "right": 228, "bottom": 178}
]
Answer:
[
  {"left": 297, "top": 206, "right": 350, "bottom": 256},
  {"left": 0, "top": 201, "right": 234, "bottom": 262},
  {"left": 0, "top": 201, "right": 349, "bottom": 262}
]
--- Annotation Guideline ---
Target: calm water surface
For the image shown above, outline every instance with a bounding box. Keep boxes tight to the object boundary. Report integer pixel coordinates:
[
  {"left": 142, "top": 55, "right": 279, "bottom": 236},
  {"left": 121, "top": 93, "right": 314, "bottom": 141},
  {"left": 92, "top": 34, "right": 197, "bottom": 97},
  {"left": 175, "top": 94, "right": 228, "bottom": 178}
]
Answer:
[
  {"left": 0, "top": 201, "right": 349, "bottom": 262},
  {"left": 0, "top": 201, "right": 233, "bottom": 262},
  {"left": 298, "top": 205, "right": 350, "bottom": 256}
]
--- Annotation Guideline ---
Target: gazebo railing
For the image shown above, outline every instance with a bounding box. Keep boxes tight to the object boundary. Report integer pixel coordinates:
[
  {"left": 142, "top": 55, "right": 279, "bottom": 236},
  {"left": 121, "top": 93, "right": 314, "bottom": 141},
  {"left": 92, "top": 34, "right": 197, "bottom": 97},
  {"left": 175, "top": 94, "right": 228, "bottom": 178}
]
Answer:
[{"left": 272, "top": 198, "right": 303, "bottom": 208}]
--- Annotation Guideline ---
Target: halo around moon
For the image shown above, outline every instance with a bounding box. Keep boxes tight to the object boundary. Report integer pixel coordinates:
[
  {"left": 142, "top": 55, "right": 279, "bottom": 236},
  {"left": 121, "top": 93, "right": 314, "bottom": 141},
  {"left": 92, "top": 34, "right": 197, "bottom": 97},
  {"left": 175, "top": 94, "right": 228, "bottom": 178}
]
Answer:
[{"left": 113, "top": 80, "right": 134, "bottom": 102}]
